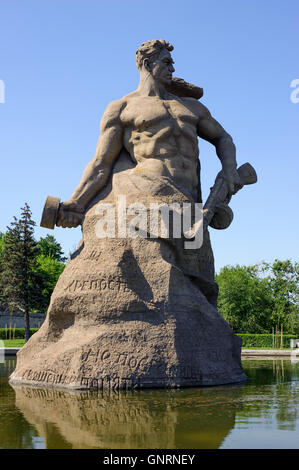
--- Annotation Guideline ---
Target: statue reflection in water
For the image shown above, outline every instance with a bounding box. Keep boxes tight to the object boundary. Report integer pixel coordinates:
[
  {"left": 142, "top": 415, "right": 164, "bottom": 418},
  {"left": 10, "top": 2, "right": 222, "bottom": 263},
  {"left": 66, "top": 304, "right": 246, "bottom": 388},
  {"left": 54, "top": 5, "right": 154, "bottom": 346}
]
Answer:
[
  {"left": 8, "top": 360, "right": 299, "bottom": 449},
  {"left": 12, "top": 384, "right": 242, "bottom": 449}
]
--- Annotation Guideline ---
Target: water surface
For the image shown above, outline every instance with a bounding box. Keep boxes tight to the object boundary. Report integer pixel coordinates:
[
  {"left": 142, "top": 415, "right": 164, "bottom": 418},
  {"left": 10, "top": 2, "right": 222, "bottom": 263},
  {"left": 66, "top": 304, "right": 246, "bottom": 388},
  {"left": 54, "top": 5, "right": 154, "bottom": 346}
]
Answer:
[{"left": 0, "top": 357, "right": 298, "bottom": 449}]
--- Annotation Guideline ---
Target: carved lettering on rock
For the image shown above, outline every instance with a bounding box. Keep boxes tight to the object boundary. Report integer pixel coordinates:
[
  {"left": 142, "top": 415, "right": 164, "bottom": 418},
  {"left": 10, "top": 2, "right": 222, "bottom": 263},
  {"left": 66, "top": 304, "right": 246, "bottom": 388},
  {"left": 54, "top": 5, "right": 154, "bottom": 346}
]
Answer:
[{"left": 64, "top": 276, "right": 130, "bottom": 293}]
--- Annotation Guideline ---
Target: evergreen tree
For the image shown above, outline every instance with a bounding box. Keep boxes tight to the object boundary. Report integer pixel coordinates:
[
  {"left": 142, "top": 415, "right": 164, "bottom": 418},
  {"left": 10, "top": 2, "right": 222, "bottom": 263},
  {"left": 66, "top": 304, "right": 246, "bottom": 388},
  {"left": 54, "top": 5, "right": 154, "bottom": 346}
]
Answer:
[
  {"left": 0, "top": 203, "right": 45, "bottom": 341},
  {"left": 0, "top": 232, "right": 5, "bottom": 305},
  {"left": 0, "top": 232, "right": 5, "bottom": 254}
]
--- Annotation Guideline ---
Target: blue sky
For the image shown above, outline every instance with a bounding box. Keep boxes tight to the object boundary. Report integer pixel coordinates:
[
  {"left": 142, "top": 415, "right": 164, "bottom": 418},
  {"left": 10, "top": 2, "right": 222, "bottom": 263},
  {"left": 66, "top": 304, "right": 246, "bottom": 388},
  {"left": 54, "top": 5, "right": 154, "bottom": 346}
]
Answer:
[{"left": 0, "top": 0, "right": 298, "bottom": 272}]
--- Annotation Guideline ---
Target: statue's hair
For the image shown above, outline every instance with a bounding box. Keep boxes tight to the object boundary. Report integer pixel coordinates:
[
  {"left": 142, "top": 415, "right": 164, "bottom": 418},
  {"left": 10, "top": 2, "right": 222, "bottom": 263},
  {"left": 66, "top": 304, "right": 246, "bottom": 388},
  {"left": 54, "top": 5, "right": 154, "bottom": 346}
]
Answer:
[{"left": 135, "top": 39, "right": 174, "bottom": 70}]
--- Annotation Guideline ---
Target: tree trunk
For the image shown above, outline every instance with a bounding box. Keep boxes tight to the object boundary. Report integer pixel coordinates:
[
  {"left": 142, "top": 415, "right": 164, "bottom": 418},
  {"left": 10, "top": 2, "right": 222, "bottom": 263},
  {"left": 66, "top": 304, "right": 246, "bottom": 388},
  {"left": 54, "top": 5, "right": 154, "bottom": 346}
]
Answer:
[{"left": 24, "top": 309, "right": 30, "bottom": 342}]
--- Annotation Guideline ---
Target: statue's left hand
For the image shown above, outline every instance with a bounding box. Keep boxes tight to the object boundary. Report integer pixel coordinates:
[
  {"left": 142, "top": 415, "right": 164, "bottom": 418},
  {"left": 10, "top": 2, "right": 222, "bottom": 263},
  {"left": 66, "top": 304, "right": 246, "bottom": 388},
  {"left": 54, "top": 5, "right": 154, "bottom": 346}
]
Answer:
[
  {"left": 222, "top": 167, "right": 243, "bottom": 195},
  {"left": 56, "top": 200, "right": 84, "bottom": 228}
]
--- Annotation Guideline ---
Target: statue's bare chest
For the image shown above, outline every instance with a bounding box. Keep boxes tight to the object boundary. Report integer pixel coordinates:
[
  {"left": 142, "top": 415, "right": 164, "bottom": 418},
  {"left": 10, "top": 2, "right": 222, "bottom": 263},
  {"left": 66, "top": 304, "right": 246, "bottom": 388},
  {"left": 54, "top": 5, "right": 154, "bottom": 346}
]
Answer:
[{"left": 121, "top": 97, "right": 198, "bottom": 130}]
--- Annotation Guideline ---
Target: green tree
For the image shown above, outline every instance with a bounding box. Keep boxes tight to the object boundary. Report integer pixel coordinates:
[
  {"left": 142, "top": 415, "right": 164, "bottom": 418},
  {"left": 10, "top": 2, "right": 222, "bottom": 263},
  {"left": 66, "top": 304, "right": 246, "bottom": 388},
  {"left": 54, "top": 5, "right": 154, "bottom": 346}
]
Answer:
[
  {"left": 216, "top": 261, "right": 299, "bottom": 334},
  {"left": 35, "top": 254, "right": 65, "bottom": 308},
  {"left": 0, "top": 204, "right": 45, "bottom": 341},
  {"left": 37, "top": 234, "right": 67, "bottom": 262},
  {"left": 35, "top": 234, "right": 66, "bottom": 308},
  {"left": 216, "top": 264, "right": 274, "bottom": 333},
  {"left": 0, "top": 232, "right": 5, "bottom": 254},
  {"left": 260, "top": 260, "right": 299, "bottom": 333},
  {"left": 0, "top": 232, "right": 5, "bottom": 303}
]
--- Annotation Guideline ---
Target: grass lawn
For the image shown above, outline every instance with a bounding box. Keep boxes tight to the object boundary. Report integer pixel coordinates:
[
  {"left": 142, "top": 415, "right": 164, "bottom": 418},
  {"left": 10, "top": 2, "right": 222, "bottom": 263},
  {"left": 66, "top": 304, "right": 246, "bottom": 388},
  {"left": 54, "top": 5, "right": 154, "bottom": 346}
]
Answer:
[{"left": 2, "top": 339, "right": 25, "bottom": 348}]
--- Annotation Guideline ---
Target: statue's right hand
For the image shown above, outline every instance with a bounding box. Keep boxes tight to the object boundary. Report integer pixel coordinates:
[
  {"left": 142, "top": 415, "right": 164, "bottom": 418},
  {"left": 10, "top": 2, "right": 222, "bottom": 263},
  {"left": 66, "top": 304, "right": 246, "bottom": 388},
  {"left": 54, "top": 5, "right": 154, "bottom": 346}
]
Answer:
[{"left": 56, "top": 200, "right": 84, "bottom": 228}]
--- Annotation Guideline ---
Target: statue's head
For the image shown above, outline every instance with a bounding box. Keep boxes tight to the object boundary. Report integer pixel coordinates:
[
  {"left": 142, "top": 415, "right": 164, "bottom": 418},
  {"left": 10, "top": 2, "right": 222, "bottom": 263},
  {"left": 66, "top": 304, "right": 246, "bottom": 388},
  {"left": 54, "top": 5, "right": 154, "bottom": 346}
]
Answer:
[{"left": 136, "top": 39, "right": 175, "bottom": 84}]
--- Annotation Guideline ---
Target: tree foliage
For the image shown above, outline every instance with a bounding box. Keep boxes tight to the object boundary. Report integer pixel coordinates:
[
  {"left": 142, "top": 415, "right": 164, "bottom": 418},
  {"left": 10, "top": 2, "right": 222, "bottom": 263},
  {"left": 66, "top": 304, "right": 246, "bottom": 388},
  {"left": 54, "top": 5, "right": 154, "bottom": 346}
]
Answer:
[
  {"left": 35, "top": 253, "right": 65, "bottom": 307},
  {"left": 37, "top": 234, "right": 67, "bottom": 262},
  {"left": 260, "top": 260, "right": 299, "bottom": 332},
  {"left": 0, "top": 232, "right": 5, "bottom": 254},
  {"left": 35, "top": 235, "right": 66, "bottom": 306},
  {"left": 0, "top": 204, "right": 45, "bottom": 340},
  {"left": 0, "top": 206, "right": 66, "bottom": 338},
  {"left": 216, "top": 260, "right": 299, "bottom": 334}
]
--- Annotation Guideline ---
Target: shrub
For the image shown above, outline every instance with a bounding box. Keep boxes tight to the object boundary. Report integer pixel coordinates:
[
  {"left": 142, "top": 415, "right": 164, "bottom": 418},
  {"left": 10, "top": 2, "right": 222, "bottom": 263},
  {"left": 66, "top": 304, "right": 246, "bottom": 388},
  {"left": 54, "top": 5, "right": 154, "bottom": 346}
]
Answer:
[
  {"left": 0, "top": 328, "right": 38, "bottom": 340},
  {"left": 238, "top": 333, "right": 297, "bottom": 349}
]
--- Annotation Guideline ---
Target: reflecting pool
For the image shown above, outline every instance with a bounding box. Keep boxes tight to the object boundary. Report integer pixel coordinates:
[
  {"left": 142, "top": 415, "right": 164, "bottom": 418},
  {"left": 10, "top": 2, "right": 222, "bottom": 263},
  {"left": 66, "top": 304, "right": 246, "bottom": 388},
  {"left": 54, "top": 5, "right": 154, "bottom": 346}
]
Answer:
[{"left": 0, "top": 357, "right": 298, "bottom": 448}]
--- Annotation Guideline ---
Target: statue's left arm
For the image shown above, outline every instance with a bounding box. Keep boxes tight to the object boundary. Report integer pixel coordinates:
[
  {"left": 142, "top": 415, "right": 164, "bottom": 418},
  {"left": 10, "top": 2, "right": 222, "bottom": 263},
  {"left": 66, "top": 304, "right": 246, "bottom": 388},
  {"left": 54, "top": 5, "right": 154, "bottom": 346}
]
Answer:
[{"left": 196, "top": 101, "right": 243, "bottom": 195}]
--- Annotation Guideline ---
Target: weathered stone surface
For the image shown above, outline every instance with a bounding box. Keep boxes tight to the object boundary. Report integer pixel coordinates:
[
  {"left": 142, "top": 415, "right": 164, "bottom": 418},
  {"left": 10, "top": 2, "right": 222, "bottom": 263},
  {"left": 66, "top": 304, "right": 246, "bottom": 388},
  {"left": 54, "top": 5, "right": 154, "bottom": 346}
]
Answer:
[
  {"left": 10, "top": 39, "right": 252, "bottom": 390},
  {"left": 10, "top": 153, "right": 246, "bottom": 389}
]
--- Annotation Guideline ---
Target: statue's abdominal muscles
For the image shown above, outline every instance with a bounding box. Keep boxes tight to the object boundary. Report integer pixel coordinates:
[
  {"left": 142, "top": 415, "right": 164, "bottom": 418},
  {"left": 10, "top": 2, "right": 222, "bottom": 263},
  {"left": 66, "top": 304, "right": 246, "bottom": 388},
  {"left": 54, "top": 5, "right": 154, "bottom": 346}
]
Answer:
[{"left": 122, "top": 97, "right": 199, "bottom": 197}]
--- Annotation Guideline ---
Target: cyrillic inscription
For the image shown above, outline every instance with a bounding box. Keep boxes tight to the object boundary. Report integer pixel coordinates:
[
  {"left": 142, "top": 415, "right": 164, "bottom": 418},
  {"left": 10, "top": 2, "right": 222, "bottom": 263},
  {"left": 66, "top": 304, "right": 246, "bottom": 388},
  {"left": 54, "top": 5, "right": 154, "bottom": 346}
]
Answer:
[{"left": 64, "top": 276, "right": 130, "bottom": 293}]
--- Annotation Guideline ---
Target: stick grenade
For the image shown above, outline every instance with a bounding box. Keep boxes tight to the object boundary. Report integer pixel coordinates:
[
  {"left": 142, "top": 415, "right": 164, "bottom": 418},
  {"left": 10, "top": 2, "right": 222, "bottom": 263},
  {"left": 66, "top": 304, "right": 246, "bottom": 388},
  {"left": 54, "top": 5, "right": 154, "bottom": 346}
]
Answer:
[
  {"left": 40, "top": 196, "right": 83, "bottom": 229},
  {"left": 203, "top": 162, "right": 257, "bottom": 231}
]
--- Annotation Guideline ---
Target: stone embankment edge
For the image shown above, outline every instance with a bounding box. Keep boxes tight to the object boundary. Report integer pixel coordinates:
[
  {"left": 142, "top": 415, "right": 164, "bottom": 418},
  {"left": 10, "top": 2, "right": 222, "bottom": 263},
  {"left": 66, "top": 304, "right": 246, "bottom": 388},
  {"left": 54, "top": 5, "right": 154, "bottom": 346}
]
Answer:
[
  {"left": 241, "top": 349, "right": 294, "bottom": 357},
  {"left": 1, "top": 347, "right": 297, "bottom": 357},
  {"left": 1, "top": 348, "right": 21, "bottom": 355}
]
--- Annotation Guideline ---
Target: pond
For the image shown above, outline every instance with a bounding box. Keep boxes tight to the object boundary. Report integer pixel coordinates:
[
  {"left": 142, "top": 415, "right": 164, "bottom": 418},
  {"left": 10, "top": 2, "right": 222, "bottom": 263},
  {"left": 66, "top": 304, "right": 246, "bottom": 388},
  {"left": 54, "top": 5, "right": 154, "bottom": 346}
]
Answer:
[{"left": 0, "top": 356, "right": 298, "bottom": 449}]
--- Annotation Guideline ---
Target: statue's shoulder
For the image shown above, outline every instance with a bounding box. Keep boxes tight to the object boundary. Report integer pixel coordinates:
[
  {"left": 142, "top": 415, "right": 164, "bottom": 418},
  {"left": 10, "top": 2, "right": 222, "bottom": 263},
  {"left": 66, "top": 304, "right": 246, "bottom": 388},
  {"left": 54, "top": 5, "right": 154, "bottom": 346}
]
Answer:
[
  {"left": 104, "top": 91, "right": 141, "bottom": 114},
  {"left": 100, "top": 97, "right": 130, "bottom": 127},
  {"left": 104, "top": 96, "right": 128, "bottom": 114},
  {"left": 176, "top": 95, "right": 210, "bottom": 116},
  {"left": 119, "top": 90, "right": 144, "bottom": 105}
]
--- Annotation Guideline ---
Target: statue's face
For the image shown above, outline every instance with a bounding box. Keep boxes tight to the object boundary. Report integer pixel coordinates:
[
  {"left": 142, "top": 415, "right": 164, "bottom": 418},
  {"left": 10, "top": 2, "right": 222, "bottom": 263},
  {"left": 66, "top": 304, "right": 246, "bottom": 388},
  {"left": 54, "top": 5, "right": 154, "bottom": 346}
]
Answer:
[{"left": 149, "top": 49, "right": 175, "bottom": 85}]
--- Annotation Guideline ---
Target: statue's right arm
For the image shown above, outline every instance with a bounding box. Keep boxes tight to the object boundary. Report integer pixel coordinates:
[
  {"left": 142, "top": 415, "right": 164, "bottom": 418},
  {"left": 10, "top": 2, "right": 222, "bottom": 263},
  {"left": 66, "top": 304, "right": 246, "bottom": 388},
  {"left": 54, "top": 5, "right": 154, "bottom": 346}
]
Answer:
[{"left": 57, "top": 100, "right": 125, "bottom": 228}]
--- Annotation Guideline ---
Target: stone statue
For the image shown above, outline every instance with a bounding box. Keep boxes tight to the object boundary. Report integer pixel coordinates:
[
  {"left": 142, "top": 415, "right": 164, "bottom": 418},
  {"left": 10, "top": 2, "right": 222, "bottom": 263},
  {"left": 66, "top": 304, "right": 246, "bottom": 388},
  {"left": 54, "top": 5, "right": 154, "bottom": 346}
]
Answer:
[{"left": 10, "top": 40, "right": 257, "bottom": 390}]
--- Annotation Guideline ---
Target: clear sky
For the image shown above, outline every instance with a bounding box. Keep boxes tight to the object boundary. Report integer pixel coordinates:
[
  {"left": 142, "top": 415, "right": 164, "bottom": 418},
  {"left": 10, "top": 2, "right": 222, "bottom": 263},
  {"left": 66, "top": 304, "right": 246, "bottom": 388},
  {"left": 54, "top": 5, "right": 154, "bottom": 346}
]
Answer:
[{"left": 0, "top": 0, "right": 298, "bottom": 272}]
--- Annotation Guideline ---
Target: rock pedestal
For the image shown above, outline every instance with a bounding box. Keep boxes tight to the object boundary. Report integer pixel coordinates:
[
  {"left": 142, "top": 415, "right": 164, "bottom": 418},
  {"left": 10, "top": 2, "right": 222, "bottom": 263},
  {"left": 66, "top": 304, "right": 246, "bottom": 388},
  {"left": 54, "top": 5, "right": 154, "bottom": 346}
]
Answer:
[{"left": 10, "top": 154, "right": 247, "bottom": 390}]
